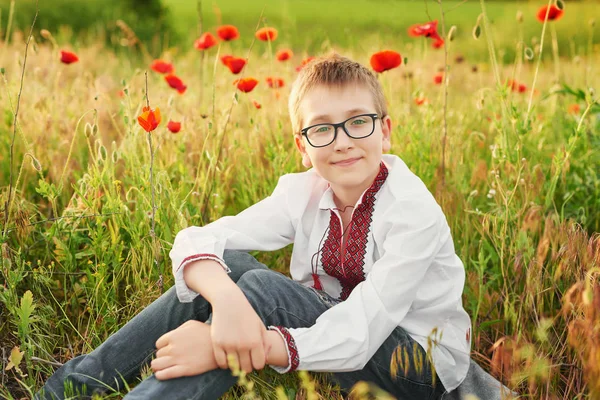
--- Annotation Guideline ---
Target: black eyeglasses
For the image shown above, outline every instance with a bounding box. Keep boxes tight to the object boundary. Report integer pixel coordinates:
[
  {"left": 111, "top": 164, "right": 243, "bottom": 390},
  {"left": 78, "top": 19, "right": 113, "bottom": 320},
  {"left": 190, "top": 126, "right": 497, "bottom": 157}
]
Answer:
[{"left": 300, "top": 113, "right": 380, "bottom": 148}]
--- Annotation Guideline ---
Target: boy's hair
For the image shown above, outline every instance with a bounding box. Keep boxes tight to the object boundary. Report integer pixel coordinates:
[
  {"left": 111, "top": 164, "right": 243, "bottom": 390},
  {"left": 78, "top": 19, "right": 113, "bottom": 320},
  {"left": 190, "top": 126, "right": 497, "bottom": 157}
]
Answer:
[{"left": 288, "top": 53, "right": 388, "bottom": 136}]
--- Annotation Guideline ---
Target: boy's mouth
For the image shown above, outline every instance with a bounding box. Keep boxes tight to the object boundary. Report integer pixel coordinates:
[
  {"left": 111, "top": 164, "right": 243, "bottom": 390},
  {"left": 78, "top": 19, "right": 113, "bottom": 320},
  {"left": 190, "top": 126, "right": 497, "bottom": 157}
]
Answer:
[{"left": 332, "top": 157, "right": 362, "bottom": 166}]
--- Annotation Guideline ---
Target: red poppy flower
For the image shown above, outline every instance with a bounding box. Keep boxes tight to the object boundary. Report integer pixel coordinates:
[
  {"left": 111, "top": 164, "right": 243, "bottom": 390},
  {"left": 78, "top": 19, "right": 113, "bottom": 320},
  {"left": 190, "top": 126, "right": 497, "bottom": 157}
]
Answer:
[
  {"left": 234, "top": 78, "right": 259, "bottom": 93},
  {"left": 150, "top": 59, "right": 174, "bottom": 74},
  {"left": 220, "top": 55, "right": 234, "bottom": 65},
  {"left": 432, "top": 38, "right": 445, "bottom": 49},
  {"left": 216, "top": 25, "right": 240, "bottom": 41},
  {"left": 517, "top": 83, "right": 527, "bottom": 93},
  {"left": 164, "top": 74, "right": 187, "bottom": 94},
  {"left": 568, "top": 104, "right": 581, "bottom": 115},
  {"left": 60, "top": 50, "right": 79, "bottom": 64},
  {"left": 276, "top": 49, "right": 293, "bottom": 61},
  {"left": 223, "top": 56, "right": 246, "bottom": 74},
  {"left": 266, "top": 77, "right": 285, "bottom": 88},
  {"left": 536, "top": 5, "right": 564, "bottom": 22},
  {"left": 167, "top": 120, "right": 182, "bottom": 133},
  {"left": 296, "top": 56, "right": 316, "bottom": 72},
  {"left": 408, "top": 20, "right": 441, "bottom": 39},
  {"left": 255, "top": 27, "right": 278, "bottom": 41},
  {"left": 138, "top": 106, "right": 161, "bottom": 132},
  {"left": 253, "top": 100, "right": 262, "bottom": 109},
  {"left": 117, "top": 90, "right": 125, "bottom": 98},
  {"left": 370, "top": 50, "right": 402, "bottom": 73},
  {"left": 415, "top": 97, "right": 428, "bottom": 106},
  {"left": 194, "top": 32, "right": 218, "bottom": 50},
  {"left": 433, "top": 73, "right": 444, "bottom": 85}
]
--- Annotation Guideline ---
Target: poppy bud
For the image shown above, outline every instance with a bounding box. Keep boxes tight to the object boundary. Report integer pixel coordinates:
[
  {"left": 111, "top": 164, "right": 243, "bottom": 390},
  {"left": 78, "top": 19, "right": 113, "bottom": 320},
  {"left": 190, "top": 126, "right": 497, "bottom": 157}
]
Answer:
[
  {"left": 555, "top": 0, "right": 564, "bottom": 11},
  {"left": 524, "top": 47, "right": 534, "bottom": 60},
  {"left": 40, "top": 29, "right": 52, "bottom": 39},
  {"left": 98, "top": 145, "right": 107, "bottom": 161},
  {"left": 472, "top": 24, "right": 481, "bottom": 40},
  {"left": 447, "top": 26, "right": 457, "bottom": 42},
  {"left": 28, "top": 153, "right": 42, "bottom": 172},
  {"left": 84, "top": 123, "right": 92, "bottom": 138},
  {"left": 92, "top": 124, "right": 99, "bottom": 136},
  {"left": 516, "top": 11, "right": 523, "bottom": 23}
]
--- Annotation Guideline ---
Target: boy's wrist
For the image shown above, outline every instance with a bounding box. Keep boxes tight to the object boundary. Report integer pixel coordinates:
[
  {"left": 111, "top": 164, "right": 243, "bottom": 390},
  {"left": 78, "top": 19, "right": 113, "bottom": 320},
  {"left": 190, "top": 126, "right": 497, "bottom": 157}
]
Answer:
[{"left": 265, "top": 329, "right": 290, "bottom": 368}]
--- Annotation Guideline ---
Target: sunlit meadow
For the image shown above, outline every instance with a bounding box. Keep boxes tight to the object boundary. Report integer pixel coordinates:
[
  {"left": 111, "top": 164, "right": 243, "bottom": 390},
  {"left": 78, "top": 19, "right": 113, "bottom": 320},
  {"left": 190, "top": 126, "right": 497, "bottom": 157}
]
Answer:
[{"left": 1, "top": 0, "right": 599, "bottom": 398}]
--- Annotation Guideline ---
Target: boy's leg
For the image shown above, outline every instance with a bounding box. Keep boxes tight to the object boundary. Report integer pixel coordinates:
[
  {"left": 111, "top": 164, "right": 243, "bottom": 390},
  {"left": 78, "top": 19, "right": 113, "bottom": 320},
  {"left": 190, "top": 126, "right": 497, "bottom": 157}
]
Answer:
[
  {"left": 124, "top": 268, "right": 332, "bottom": 400},
  {"left": 35, "top": 250, "right": 266, "bottom": 400},
  {"left": 330, "top": 326, "right": 447, "bottom": 400}
]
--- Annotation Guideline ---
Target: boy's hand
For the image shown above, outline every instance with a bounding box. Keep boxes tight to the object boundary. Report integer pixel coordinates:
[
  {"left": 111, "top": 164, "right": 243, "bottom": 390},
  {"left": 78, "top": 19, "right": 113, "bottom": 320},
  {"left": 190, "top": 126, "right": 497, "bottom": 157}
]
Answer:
[
  {"left": 210, "top": 288, "right": 268, "bottom": 373},
  {"left": 152, "top": 320, "right": 217, "bottom": 380}
]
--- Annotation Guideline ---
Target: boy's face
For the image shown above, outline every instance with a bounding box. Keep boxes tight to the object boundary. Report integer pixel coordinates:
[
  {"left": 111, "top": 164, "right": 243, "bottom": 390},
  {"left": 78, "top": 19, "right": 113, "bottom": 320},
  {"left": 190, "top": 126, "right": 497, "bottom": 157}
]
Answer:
[{"left": 294, "top": 83, "right": 392, "bottom": 194}]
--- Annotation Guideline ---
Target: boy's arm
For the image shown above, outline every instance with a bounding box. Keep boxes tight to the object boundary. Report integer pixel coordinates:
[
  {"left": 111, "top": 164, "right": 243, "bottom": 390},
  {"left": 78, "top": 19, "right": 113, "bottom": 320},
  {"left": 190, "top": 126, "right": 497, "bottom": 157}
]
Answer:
[{"left": 170, "top": 173, "right": 299, "bottom": 303}]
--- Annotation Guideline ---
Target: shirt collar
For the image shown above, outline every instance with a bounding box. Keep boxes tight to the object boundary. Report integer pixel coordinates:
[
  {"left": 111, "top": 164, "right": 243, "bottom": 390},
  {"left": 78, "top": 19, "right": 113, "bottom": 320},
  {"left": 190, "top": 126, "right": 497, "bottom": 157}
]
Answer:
[{"left": 318, "top": 161, "right": 390, "bottom": 211}]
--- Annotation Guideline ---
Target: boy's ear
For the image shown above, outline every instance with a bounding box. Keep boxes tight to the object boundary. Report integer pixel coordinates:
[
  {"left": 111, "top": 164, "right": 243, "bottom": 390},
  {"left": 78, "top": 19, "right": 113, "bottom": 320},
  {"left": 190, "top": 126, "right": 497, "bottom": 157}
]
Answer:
[
  {"left": 381, "top": 115, "right": 392, "bottom": 153},
  {"left": 294, "top": 135, "right": 313, "bottom": 168}
]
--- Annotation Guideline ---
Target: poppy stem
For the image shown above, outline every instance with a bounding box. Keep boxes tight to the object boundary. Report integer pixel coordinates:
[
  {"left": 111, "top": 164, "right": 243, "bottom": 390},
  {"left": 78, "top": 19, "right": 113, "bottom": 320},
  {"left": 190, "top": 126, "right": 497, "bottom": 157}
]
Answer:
[
  {"left": 3, "top": 0, "right": 37, "bottom": 239},
  {"left": 436, "top": 0, "right": 449, "bottom": 190}
]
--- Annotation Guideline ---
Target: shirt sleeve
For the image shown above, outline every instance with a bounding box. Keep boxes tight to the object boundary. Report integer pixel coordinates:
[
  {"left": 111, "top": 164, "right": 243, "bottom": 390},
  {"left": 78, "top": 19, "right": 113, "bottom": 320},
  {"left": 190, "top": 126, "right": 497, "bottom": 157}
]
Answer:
[
  {"left": 169, "top": 174, "right": 296, "bottom": 303},
  {"left": 284, "top": 197, "right": 444, "bottom": 372}
]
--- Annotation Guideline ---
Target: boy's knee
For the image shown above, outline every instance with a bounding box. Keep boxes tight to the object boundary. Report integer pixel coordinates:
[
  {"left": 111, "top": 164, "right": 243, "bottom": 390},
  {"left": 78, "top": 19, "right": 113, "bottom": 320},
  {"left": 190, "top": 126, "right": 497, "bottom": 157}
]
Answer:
[{"left": 237, "top": 269, "right": 281, "bottom": 304}]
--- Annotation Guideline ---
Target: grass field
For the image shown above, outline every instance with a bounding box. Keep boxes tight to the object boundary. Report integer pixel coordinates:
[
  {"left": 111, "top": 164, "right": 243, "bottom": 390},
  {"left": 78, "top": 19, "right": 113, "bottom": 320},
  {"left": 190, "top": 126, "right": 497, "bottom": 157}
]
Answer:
[{"left": 1, "top": 0, "right": 600, "bottom": 398}]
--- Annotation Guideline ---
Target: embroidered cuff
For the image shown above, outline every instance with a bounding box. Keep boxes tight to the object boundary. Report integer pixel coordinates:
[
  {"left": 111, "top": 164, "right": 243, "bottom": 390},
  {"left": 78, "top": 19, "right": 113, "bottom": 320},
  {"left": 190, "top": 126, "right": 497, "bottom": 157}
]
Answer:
[
  {"left": 268, "top": 326, "right": 299, "bottom": 373},
  {"left": 177, "top": 253, "right": 231, "bottom": 274}
]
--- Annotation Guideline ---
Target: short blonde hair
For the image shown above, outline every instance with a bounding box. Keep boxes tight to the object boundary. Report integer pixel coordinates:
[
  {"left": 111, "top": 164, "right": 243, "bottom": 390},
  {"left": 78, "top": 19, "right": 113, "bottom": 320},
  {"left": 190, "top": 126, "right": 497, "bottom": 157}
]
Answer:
[{"left": 288, "top": 53, "right": 388, "bottom": 135}]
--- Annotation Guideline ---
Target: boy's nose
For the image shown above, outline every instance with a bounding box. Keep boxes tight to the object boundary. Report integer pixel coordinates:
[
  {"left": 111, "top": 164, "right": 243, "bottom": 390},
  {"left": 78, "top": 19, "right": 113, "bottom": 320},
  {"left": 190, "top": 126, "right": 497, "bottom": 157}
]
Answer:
[{"left": 332, "top": 126, "right": 354, "bottom": 150}]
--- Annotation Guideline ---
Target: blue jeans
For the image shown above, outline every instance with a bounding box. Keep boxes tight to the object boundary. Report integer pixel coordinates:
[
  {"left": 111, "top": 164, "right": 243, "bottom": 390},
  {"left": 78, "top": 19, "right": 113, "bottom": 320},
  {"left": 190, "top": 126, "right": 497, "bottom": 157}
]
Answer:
[{"left": 36, "top": 250, "right": 446, "bottom": 400}]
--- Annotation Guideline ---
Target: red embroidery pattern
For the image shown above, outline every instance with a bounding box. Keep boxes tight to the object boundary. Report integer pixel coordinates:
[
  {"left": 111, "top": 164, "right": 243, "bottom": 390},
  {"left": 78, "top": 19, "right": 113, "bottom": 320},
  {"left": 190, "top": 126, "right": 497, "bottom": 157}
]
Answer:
[
  {"left": 271, "top": 326, "right": 300, "bottom": 371},
  {"left": 178, "top": 253, "right": 223, "bottom": 271},
  {"left": 321, "top": 163, "right": 389, "bottom": 300}
]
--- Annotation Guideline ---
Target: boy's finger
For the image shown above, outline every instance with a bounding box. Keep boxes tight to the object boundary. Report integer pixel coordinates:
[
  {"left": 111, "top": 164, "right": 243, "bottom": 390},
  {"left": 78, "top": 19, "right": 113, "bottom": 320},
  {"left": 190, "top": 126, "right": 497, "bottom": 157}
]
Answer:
[
  {"left": 213, "top": 346, "right": 228, "bottom": 369},
  {"left": 155, "top": 332, "right": 170, "bottom": 349},
  {"left": 250, "top": 345, "right": 266, "bottom": 371},
  {"left": 238, "top": 351, "right": 253, "bottom": 373},
  {"left": 155, "top": 365, "right": 186, "bottom": 381},
  {"left": 155, "top": 345, "right": 170, "bottom": 358},
  {"left": 150, "top": 355, "right": 174, "bottom": 372}
]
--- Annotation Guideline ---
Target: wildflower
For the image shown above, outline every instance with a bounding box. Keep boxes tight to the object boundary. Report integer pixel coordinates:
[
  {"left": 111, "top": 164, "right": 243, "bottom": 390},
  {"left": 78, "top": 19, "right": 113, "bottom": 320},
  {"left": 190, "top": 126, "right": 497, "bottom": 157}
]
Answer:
[
  {"left": 568, "top": 104, "right": 581, "bottom": 114},
  {"left": 408, "top": 20, "right": 443, "bottom": 41},
  {"left": 164, "top": 74, "right": 187, "bottom": 94},
  {"left": 253, "top": 100, "right": 262, "bottom": 109},
  {"left": 167, "top": 120, "right": 181, "bottom": 133},
  {"left": 433, "top": 73, "right": 443, "bottom": 85},
  {"left": 150, "top": 59, "right": 174, "bottom": 74},
  {"left": 296, "top": 56, "right": 315, "bottom": 72},
  {"left": 518, "top": 83, "right": 527, "bottom": 93},
  {"left": 255, "top": 27, "right": 278, "bottom": 41},
  {"left": 266, "top": 77, "right": 285, "bottom": 88},
  {"left": 194, "top": 32, "right": 218, "bottom": 50},
  {"left": 369, "top": 50, "right": 402, "bottom": 73},
  {"left": 276, "top": 49, "right": 293, "bottom": 61},
  {"left": 220, "top": 55, "right": 234, "bottom": 65},
  {"left": 234, "top": 77, "right": 258, "bottom": 93},
  {"left": 117, "top": 90, "right": 125, "bottom": 98},
  {"left": 536, "top": 5, "right": 564, "bottom": 22},
  {"left": 216, "top": 25, "right": 240, "bottom": 41},
  {"left": 432, "top": 38, "right": 445, "bottom": 49},
  {"left": 223, "top": 56, "right": 246, "bottom": 74},
  {"left": 60, "top": 50, "right": 79, "bottom": 64},
  {"left": 414, "top": 97, "right": 428, "bottom": 106},
  {"left": 487, "top": 188, "right": 497, "bottom": 198},
  {"left": 138, "top": 106, "right": 161, "bottom": 132}
]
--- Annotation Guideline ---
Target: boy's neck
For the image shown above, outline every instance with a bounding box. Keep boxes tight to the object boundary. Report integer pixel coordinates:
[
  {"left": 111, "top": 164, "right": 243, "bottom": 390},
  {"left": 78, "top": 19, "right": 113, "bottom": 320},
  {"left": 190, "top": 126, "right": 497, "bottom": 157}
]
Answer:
[{"left": 331, "top": 167, "right": 380, "bottom": 213}]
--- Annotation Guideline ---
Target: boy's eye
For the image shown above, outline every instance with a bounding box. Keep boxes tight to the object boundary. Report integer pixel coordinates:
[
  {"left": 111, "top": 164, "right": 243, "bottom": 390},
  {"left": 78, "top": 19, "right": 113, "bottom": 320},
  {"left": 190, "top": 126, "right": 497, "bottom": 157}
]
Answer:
[
  {"left": 350, "top": 118, "right": 366, "bottom": 125},
  {"left": 315, "top": 126, "right": 331, "bottom": 133}
]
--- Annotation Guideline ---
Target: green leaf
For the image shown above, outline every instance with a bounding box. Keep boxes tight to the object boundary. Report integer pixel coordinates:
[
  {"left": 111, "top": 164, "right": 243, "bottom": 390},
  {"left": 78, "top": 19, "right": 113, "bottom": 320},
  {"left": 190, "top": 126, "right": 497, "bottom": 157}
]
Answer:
[{"left": 5, "top": 346, "right": 24, "bottom": 371}]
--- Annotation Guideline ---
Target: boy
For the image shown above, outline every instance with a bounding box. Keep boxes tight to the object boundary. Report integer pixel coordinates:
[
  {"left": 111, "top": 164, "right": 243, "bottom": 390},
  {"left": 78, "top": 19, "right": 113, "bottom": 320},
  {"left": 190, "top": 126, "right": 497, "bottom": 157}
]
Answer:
[{"left": 38, "top": 54, "right": 473, "bottom": 399}]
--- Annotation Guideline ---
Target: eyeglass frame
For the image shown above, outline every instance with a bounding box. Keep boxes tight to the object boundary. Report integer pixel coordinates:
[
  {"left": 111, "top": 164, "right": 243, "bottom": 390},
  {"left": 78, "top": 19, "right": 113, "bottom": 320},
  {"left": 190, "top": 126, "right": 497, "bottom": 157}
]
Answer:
[{"left": 300, "top": 113, "right": 382, "bottom": 148}]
